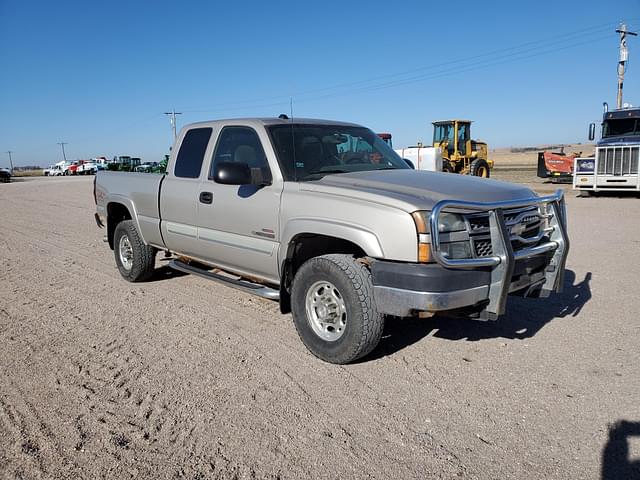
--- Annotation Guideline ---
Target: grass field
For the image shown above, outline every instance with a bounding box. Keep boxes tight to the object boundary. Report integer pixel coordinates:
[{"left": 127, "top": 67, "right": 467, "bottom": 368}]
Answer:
[{"left": 11, "top": 169, "right": 44, "bottom": 177}]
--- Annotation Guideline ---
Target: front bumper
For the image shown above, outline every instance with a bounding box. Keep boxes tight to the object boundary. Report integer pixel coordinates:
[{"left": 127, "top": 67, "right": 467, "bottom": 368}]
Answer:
[
  {"left": 372, "top": 253, "right": 550, "bottom": 317},
  {"left": 574, "top": 174, "right": 640, "bottom": 191},
  {"left": 372, "top": 190, "right": 569, "bottom": 320}
]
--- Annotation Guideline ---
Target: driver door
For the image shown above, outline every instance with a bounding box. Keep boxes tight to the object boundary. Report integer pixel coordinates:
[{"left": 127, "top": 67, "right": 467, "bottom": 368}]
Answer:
[{"left": 193, "top": 126, "right": 283, "bottom": 283}]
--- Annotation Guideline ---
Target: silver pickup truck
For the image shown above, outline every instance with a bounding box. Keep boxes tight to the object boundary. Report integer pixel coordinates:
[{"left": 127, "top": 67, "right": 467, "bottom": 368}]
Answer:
[{"left": 94, "top": 117, "right": 569, "bottom": 364}]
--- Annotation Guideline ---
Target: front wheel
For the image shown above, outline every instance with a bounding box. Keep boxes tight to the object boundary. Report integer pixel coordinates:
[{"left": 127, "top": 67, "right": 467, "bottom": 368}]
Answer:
[
  {"left": 291, "top": 254, "right": 384, "bottom": 364},
  {"left": 113, "top": 220, "right": 156, "bottom": 282},
  {"left": 442, "top": 160, "right": 455, "bottom": 173},
  {"left": 470, "top": 159, "right": 490, "bottom": 178}
]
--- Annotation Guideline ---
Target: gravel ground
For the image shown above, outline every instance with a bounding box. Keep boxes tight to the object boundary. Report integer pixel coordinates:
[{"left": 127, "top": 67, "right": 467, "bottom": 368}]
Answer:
[{"left": 1, "top": 176, "right": 638, "bottom": 479}]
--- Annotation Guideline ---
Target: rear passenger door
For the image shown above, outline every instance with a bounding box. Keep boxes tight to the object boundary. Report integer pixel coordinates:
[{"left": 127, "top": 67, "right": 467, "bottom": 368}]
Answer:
[
  {"left": 160, "top": 126, "right": 214, "bottom": 256},
  {"left": 193, "top": 126, "right": 283, "bottom": 283}
]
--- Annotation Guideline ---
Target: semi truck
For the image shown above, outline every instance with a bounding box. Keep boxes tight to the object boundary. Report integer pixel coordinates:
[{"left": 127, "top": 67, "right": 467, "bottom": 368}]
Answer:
[{"left": 573, "top": 104, "right": 640, "bottom": 194}]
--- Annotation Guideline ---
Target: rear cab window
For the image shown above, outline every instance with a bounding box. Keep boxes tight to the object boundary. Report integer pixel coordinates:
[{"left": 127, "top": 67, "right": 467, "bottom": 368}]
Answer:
[{"left": 174, "top": 127, "right": 213, "bottom": 178}]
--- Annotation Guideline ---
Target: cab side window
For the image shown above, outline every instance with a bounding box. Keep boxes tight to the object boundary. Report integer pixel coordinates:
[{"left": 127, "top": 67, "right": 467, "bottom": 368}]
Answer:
[
  {"left": 210, "top": 126, "right": 271, "bottom": 182},
  {"left": 174, "top": 127, "right": 212, "bottom": 178}
]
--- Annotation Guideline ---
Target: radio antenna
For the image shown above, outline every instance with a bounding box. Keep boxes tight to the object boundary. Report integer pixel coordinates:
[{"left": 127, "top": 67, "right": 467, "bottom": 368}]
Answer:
[{"left": 290, "top": 96, "right": 298, "bottom": 181}]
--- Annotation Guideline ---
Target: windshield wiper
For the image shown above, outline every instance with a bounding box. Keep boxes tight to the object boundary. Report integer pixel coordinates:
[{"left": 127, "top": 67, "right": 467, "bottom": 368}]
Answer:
[{"left": 303, "top": 168, "right": 350, "bottom": 178}]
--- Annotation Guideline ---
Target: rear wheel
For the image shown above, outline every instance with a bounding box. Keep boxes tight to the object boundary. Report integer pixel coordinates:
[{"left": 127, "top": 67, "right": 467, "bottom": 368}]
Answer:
[
  {"left": 470, "top": 159, "right": 490, "bottom": 178},
  {"left": 291, "top": 254, "right": 384, "bottom": 364},
  {"left": 113, "top": 220, "right": 156, "bottom": 282}
]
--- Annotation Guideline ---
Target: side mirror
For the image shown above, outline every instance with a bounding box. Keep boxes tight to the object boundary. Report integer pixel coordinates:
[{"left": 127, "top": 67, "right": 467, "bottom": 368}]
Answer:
[
  {"left": 588, "top": 123, "right": 596, "bottom": 142},
  {"left": 404, "top": 158, "right": 415, "bottom": 169},
  {"left": 214, "top": 162, "right": 252, "bottom": 185}
]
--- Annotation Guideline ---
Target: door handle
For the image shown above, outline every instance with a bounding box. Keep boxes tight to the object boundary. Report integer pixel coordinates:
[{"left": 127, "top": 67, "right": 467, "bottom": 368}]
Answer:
[{"left": 199, "top": 191, "right": 213, "bottom": 204}]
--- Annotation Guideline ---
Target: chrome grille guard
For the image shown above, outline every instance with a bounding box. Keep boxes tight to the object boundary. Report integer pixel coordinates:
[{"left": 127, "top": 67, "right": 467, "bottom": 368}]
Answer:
[{"left": 428, "top": 189, "right": 569, "bottom": 319}]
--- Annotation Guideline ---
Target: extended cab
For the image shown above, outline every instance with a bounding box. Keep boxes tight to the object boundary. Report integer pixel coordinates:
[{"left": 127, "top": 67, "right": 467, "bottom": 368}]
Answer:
[{"left": 94, "top": 117, "right": 569, "bottom": 364}]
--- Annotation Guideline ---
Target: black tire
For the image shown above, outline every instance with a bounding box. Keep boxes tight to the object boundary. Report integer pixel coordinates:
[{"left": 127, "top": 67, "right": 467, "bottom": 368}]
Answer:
[
  {"left": 113, "top": 220, "right": 156, "bottom": 282},
  {"left": 470, "top": 159, "right": 490, "bottom": 178},
  {"left": 291, "top": 254, "right": 384, "bottom": 364},
  {"left": 442, "top": 160, "right": 455, "bottom": 173}
]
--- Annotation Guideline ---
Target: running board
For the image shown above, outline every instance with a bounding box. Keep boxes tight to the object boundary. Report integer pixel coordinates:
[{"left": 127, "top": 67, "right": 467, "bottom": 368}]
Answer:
[{"left": 169, "top": 259, "right": 280, "bottom": 301}]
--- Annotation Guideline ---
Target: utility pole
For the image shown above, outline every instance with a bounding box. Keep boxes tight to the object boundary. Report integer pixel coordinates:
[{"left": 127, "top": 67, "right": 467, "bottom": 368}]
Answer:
[
  {"left": 164, "top": 109, "right": 182, "bottom": 141},
  {"left": 616, "top": 23, "right": 637, "bottom": 109},
  {"left": 6, "top": 150, "right": 14, "bottom": 173},
  {"left": 57, "top": 142, "right": 68, "bottom": 162}
]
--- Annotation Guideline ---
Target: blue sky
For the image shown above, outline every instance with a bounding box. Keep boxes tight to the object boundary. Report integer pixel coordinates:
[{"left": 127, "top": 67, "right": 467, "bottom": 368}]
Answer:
[{"left": 1, "top": 0, "right": 639, "bottom": 166}]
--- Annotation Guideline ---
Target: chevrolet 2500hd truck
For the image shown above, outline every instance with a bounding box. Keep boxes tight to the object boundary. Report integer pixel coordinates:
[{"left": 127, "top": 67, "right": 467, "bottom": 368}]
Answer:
[{"left": 94, "top": 117, "right": 569, "bottom": 364}]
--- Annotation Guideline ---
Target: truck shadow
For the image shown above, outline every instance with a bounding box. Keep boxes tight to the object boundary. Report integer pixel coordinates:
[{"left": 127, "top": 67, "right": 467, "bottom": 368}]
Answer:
[
  {"left": 601, "top": 420, "right": 640, "bottom": 480},
  {"left": 580, "top": 191, "right": 640, "bottom": 199},
  {"left": 146, "top": 265, "right": 188, "bottom": 282},
  {"left": 369, "top": 269, "right": 592, "bottom": 360}
]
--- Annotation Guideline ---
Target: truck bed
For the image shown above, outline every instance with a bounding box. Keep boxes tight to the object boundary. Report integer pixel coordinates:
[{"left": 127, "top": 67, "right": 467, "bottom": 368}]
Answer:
[{"left": 95, "top": 171, "right": 165, "bottom": 247}]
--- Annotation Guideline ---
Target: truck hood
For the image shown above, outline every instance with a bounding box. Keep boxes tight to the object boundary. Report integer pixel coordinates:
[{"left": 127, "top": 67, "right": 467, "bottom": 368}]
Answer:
[{"left": 303, "top": 169, "right": 537, "bottom": 211}]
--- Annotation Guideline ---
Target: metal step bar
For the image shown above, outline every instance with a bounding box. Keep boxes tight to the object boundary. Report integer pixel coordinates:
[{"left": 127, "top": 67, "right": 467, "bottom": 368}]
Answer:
[{"left": 169, "top": 259, "right": 280, "bottom": 301}]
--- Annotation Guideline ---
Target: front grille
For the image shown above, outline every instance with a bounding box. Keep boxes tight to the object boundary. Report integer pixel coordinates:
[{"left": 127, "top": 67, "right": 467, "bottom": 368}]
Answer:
[
  {"left": 473, "top": 239, "right": 493, "bottom": 257},
  {"left": 466, "top": 206, "right": 544, "bottom": 258},
  {"left": 596, "top": 146, "right": 639, "bottom": 175}
]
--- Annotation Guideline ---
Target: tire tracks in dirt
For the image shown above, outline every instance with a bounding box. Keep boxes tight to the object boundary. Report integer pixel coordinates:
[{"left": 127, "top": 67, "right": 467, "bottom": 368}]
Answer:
[{"left": 1, "top": 178, "right": 469, "bottom": 478}]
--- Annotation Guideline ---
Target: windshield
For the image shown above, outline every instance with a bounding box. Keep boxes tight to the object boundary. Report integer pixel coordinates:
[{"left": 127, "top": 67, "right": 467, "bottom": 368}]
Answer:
[
  {"left": 602, "top": 118, "right": 640, "bottom": 138},
  {"left": 267, "top": 124, "right": 410, "bottom": 181},
  {"left": 433, "top": 123, "right": 455, "bottom": 144}
]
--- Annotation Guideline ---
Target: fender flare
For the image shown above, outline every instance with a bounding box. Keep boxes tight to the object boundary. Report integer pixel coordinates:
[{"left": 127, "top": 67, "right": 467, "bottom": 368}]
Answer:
[
  {"left": 279, "top": 218, "right": 384, "bottom": 268},
  {"left": 105, "top": 194, "right": 148, "bottom": 246}
]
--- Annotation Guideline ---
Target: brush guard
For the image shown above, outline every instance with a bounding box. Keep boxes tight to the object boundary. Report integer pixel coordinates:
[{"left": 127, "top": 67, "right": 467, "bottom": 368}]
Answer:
[{"left": 429, "top": 190, "right": 569, "bottom": 320}]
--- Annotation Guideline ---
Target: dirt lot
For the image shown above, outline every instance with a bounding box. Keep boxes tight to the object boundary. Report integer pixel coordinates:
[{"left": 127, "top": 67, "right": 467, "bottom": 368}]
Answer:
[{"left": 1, "top": 175, "right": 639, "bottom": 479}]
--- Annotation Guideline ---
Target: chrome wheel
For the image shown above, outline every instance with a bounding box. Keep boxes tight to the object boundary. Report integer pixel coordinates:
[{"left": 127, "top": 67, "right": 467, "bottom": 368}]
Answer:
[
  {"left": 305, "top": 280, "right": 347, "bottom": 341},
  {"left": 118, "top": 234, "right": 133, "bottom": 271}
]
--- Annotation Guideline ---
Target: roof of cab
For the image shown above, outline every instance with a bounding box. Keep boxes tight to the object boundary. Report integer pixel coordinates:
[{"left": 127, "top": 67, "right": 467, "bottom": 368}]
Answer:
[
  {"left": 432, "top": 120, "right": 473, "bottom": 125},
  {"left": 182, "top": 117, "right": 365, "bottom": 129}
]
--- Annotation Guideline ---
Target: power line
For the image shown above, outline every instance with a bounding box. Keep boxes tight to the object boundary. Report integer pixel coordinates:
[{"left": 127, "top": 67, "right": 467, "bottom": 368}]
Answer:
[
  {"left": 177, "top": 31, "right": 614, "bottom": 116},
  {"left": 310, "top": 33, "right": 613, "bottom": 98},
  {"left": 179, "top": 19, "right": 631, "bottom": 114}
]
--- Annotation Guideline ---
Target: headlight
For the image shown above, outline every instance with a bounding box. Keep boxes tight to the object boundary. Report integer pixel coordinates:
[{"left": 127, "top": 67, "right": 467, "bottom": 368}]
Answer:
[
  {"left": 437, "top": 213, "right": 466, "bottom": 233},
  {"left": 410, "top": 211, "right": 467, "bottom": 234},
  {"left": 576, "top": 158, "right": 595, "bottom": 173},
  {"left": 411, "top": 211, "right": 470, "bottom": 263}
]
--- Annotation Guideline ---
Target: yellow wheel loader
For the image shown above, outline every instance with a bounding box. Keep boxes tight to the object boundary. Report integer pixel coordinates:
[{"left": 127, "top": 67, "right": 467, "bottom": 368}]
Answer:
[{"left": 432, "top": 120, "right": 493, "bottom": 177}]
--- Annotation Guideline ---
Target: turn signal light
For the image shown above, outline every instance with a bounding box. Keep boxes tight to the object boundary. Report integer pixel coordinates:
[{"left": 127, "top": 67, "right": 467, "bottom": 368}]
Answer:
[{"left": 418, "top": 243, "right": 433, "bottom": 263}]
